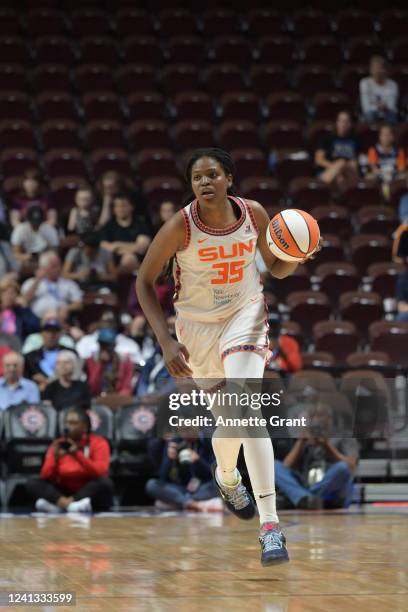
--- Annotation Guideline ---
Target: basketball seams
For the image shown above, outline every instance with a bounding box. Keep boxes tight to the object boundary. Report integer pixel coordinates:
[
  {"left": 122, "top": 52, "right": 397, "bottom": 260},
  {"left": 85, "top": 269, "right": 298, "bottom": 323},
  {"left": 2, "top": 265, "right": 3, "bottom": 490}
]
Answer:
[
  {"left": 268, "top": 215, "right": 305, "bottom": 259},
  {"left": 280, "top": 210, "right": 309, "bottom": 255}
]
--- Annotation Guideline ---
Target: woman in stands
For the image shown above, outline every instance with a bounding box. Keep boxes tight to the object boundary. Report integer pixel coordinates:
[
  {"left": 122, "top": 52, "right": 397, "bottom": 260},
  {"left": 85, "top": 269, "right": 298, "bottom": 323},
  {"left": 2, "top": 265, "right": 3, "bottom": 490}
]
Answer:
[{"left": 136, "top": 148, "right": 320, "bottom": 566}]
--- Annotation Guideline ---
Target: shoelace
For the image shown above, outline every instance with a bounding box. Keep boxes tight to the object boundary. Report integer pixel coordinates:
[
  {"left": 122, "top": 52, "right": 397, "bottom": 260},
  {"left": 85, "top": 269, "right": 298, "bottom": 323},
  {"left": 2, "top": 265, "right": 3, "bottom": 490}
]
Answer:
[
  {"left": 222, "top": 483, "right": 251, "bottom": 510},
  {"left": 260, "top": 529, "right": 284, "bottom": 552}
]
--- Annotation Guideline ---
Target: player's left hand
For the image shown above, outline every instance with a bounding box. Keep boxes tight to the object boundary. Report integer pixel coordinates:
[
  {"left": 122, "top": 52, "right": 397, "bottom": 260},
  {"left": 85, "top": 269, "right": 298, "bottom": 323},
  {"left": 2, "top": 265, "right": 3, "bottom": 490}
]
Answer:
[{"left": 299, "top": 236, "right": 323, "bottom": 264}]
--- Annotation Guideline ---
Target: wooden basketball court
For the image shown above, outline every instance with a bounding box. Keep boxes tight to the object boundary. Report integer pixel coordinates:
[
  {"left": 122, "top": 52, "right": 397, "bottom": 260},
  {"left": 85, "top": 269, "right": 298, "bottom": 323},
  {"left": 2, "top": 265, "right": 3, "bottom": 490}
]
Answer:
[{"left": 0, "top": 509, "right": 407, "bottom": 611}]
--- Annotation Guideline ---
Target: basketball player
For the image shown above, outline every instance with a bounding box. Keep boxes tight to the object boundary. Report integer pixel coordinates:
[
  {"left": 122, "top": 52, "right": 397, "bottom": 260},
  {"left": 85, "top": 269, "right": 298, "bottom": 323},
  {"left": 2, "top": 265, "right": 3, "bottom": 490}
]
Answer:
[{"left": 136, "top": 148, "right": 320, "bottom": 566}]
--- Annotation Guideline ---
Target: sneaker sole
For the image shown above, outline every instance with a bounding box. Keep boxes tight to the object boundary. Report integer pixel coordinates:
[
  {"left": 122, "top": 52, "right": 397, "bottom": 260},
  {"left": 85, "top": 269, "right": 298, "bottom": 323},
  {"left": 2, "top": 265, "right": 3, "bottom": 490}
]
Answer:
[{"left": 261, "top": 554, "right": 290, "bottom": 567}]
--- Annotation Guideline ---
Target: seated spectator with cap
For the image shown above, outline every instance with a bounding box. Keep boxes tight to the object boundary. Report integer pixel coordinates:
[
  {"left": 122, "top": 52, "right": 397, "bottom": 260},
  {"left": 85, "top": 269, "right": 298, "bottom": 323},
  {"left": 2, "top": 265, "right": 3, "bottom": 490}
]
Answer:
[
  {"left": 366, "top": 125, "right": 406, "bottom": 199},
  {"left": 360, "top": 56, "right": 399, "bottom": 124},
  {"left": 43, "top": 351, "right": 90, "bottom": 411},
  {"left": 11, "top": 205, "right": 59, "bottom": 266},
  {"left": 24, "top": 317, "right": 76, "bottom": 392},
  {"left": 0, "top": 351, "right": 40, "bottom": 411},
  {"left": 62, "top": 232, "right": 117, "bottom": 289},
  {"left": 22, "top": 309, "right": 76, "bottom": 355},
  {"left": 85, "top": 328, "right": 133, "bottom": 397},
  {"left": 21, "top": 251, "right": 83, "bottom": 320},
  {"left": 25, "top": 406, "right": 113, "bottom": 513},
  {"left": 266, "top": 314, "right": 303, "bottom": 374},
  {"left": 0, "top": 277, "right": 39, "bottom": 344}
]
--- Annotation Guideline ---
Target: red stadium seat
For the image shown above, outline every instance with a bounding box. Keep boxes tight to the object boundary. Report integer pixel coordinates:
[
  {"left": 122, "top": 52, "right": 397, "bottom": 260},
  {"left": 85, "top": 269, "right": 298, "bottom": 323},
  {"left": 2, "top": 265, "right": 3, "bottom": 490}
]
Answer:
[
  {"left": 158, "top": 64, "right": 199, "bottom": 96},
  {"left": 31, "top": 64, "right": 69, "bottom": 93},
  {"left": 212, "top": 36, "right": 252, "bottom": 65},
  {"left": 239, "top": 177, "right": 283, "bottom": 207},
  {"left": 73, "top": 65, "right": 114, "bottom": 93},
  {"left": 390, "top": 39, "right": 408, "bottom": 65},
  {"left": 1, "top": 148, "right": 37, "bottom": 178},
  {"left": 377, "top": 10, "right": 408, "bottom": 40},
  {"left": 35, "top": 92, "right": 78, "bottom": 122},
  {"left": 116, "top": 65, "right": 156, "bottom": 96},
  {"left": 355, "top": 123, "right": 381, "bottom": 150},
  {"left": 70, "top": 10, "right": 110, "bottom": 38},
  {"left": 250, "top": 65, "right": 288, "bottom": 97},
  {"left": 292, "top": 10, "right": 331, "bottom": 36},
  {"left": 369, "top": 321, "right": 408, "bottom": 367},
  {"left": 135, "top": 149, "right": 178, "bottom": 179},
  {"left": 167, "top": 37, "right": 205, "bottom": 66},
  {"left": 157, "top": 9, "right": 198, "bottom": 37},
  {"left": 115, "top": 10, "right": 154, "bottom": 38},
  {"left": 339, "top": 182, "right": 381, "bottom": 209},
  {"left": 218, "top": 121, "right": 259, "bottom": 151},
  {"left": 0, "top": 37, "right": 27, "bottom": 65},
  {"left": 123, "top": 37, "right": 163, "bottom": 67},
  {"left": 315, "top": 262, "right": 360, "bottom": 302},
  {"left": 280, "top": 320, "right": 303, "bottom": 348},
  {"left": 388, "top": 178, "right": 407, "bottom": 209},
  {"left": 0, "top": 92, "right": 31, "bottom": 121},
  {"left": 288, "top": 177, "right": 331, "bottom": 210},
  {"left": 357, "top": 206, "right": 399, "bottom": 235},
  {"left": 265, "top": 92, "right": 306, "bottom": 123},
  {"left": 309, "top": 234, "right": 345, "bottom": 268},
  {"left": 272, "top": 266, "right": 311, "bottom": 303},
  {"left": 350, "top": 234, "right": 391, "bottom": 275},
  {"left": 50, "top": 176, "right": 88, "bottom": 210},
  {"left": 202, "top": 65, "right": 246, "bottom": 97},
  {"left": 2, "top": 176, "right": 24, "bottom": 197},
  {"left": 44, "top": 148, "right": 87, "bottom": 179},
  {"left": 230, "top": 148, "right": 268, "bottom": 179},
  {"left": 172, "top": 91, "right": 214, "bottom": 122},
  {"left": 263, "top": 121, "right": 304, "bottom": 151},
  {"left": 78, "top": 37, "right": 117, "bottom": 67},
  {"left": 26, "top": 10, "right": 66, "bottom": 36},
  {"left": 339, "top": 291, "right": 384, "bottom": 334},
  {"left": 34, "top": 37, "right": 74, "bottom": 65},
  {"left": 0, "top": 10, "right": 20, "bottom": 36},
  {"left": 312, "top": 92, "right": 352, "bottom": 120},
  {"left": 84, "top": 121, "right": 125, "bottom": 151},
  {"left": 257, "top": 37, "right": 294, "bottom": 68},
  {"left": 143, "top": 176, "right": 183, "bottom": 209},
  {"left": 201, "top": 10, "right": 239, "bottom": 37},
  {"left": 90, "top": 149, "right": 131, "bottom": 179},
  {"left": 220, "top": 92, "right": 260, "bottom": 122},
  {"left": 128, "top": 120, "right": 171, "bottom": 152},
  {"left": 287, "top": 370, "right": 337, "bottom": 394},
  {"left": 313, "top": 320, "right": 360, "bottom": 361},
  {"left": 173, "top": 120, "right": 214, "bottom": 152},
  {"left": 40, "top": 120, "right": 82, "bottom": 150},
  {"left": 301, "top": 37, "right": 342, "bottom": 67},
  {"left": 246, "top": 10, "right": 283, "bottom": 38},
  {"left": 367, "top": 262, "right": 405, "bottom": 299},
  {"left": 338, "top": 65, "right": 367, "bottom": 101},
  {"left": 347, "top": 37, "right": 385, "bottom": 64},
  {"left": 127, "top": 91, "right": 166, "bottom": 122},
  {"left": 334, "top": 10, "right": 374, "bottom": 38},
  {"left": 346, "top": 351, "right": 391, "bottom": 368},
  {"left": 286, "top": 291, "right": 331, "bottom": 334},
  {"left": 293, "top": 65, "right": 335, "bottom": 99},
  {"left": 301, "top": 351, "right": 336, "bottom": 369},
  {"left": 83, "top": 92, "right": 122, "bottom": 122},
  {"left": 0, "top": 120, "right": 35, "bottom": 149},
  {"left": 0, "top": 65, "right": 26, "bottom": 92},
  {"left": 310, "top": 205, "right": 351, "bottom": 236},
  {"left": 306, "top": 120, "right": 334, "bottom": 151},
  {"left": 274, "top": 150, "right": 313, "bottom": 186}
]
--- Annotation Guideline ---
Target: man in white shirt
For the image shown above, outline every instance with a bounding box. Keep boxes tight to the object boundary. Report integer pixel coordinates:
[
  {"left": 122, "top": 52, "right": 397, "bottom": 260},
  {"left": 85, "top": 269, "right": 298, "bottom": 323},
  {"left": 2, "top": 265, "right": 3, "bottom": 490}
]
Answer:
[
  {"left": 360, "top": 56, "right": 399, "bottom": 124},
  {"left": 11, "top": 206, "right": 59, "bottom": 265},
  {"left": 21, "top": 251, "right": 83, "bottom": 319},
  {"left": 0, "top": 351, "right": 40, "bottom": 411}
]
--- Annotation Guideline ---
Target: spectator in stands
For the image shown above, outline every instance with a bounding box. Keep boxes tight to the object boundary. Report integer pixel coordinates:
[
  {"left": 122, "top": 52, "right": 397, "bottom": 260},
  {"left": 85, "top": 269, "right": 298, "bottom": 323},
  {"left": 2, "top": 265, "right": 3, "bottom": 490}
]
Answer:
[
  {"left": 24, "top": 318, "right": 76, "bottom": 392},
  {"left": 153, "top": 200, "right": 176, "bottom": 232},
  {"left": 399, "top": 176, "right": 408, "bottom": 224},
  {"left": 396, "top": 266, "right": 408, "bottom": 322},
  {"left": 145, "top": 422, "right": 219, "bottom": 512},
  {"left": 360, "top": 56, "right": 399, "bottom": 124},
  {"left": 11, "top": 206, "right": 59, "bottom": 266},
  {"left": 0, "top": 277, "right": 39, "bottom": 343},
  {"left": 275, "top": 403, "right": 359, "bottom": 509},
  {"left": 62, "top": 232, "right": 116, "bottom": 289},
  {"left": 11, "top": 169, "right": 56, "bottom": 228},
  {"left": 21, "top": 251, "right": 83, "bottom": 319},
  {"left": 134, "top": 342, "right": 174, "bottom": 398},
  {"left": 43, "top": 351, "right": 90, "bottom": 411},
  {"left": 67, "top": 186, "right": 99, "bottom": 235},
  {"left": 315, "top": 111, "right": 360, "bottom": 191},
  {"left": 76, "top": 310, "right": 154, "bottom": 365},
  {"left": 96, "top": 171, "right": 151, "bottom": 230},
  {"left": 0, "top": 351, "right": 40, "bottom": 410},
  {"left": 128, "top": 272, "right": 174, "bottom": 338},
  {"left": 100, "top": 194, "right": 152, "bottom": 273},
  {"left": 22, "top": 309, "right": 75, "bottom": 355},
  {"left": 366, "top": 125, "right": 406, "bottom": 199},
  {"left": 85, "top": 328, "right": 134, "bottom": 397},
  {"left": 265, "top": 314, "right": 303, "bottom": 373},
  {"left": 26, "top": 406, "right": 113, "bottom": 513}
]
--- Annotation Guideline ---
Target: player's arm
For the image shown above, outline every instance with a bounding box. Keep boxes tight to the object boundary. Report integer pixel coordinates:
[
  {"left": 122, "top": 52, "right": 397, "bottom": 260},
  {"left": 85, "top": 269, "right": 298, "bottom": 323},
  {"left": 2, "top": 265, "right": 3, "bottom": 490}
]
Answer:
[
  {"left": 250, "top": 201, "right": 299, "bottom": 279},
  {"left": 136, "top": 213, "right": 193, "bottom": 378}
]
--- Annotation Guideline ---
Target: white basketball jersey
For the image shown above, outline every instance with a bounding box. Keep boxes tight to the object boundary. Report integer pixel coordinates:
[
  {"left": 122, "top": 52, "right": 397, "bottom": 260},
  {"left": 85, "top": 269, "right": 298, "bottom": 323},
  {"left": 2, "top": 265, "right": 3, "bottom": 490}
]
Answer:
[{"left": 173, "top": 196, "right": 263, "bottom": 322}]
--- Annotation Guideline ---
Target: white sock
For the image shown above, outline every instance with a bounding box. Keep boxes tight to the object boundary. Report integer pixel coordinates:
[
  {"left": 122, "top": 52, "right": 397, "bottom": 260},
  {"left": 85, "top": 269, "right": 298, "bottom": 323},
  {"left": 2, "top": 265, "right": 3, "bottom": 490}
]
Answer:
[
  {"left": 67, "top": 497, "right": 92, "bottom": 513},
  {"left": 35, "top": 498, "right": 62, "bottom": 514}
]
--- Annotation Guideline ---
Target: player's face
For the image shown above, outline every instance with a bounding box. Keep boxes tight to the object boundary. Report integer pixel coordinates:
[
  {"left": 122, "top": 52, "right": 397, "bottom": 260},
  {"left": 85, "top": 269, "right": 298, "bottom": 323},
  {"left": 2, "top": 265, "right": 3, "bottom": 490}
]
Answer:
[{"left": 190, "top": 157, "right": 232, "bottom": 204}]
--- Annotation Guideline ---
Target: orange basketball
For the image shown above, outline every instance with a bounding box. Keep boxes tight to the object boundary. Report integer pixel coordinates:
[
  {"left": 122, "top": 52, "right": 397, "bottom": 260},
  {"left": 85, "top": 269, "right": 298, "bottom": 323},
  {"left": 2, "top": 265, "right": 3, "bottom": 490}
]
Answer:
[{"left": 266, "top": 209, "right": 320, "bottom": 263}]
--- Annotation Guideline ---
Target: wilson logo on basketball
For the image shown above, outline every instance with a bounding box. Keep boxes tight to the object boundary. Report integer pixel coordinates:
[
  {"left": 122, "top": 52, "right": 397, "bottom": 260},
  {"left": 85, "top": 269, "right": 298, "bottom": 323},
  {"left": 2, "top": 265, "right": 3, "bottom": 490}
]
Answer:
[{"left": 271, "top": 219, "right": 290, "bottom": 250}]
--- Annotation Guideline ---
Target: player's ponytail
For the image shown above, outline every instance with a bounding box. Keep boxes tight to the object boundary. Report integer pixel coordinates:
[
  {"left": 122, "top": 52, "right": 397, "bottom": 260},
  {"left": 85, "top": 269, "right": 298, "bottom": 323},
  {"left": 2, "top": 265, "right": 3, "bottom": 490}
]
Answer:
[{"left": 182, "top": 147, "right": 239, "bottom": 206}]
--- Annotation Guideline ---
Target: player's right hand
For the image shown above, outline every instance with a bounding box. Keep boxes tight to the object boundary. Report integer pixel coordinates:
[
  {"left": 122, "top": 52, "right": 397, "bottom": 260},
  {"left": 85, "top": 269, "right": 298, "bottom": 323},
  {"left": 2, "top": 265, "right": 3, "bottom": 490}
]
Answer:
[{"left": 162, "top": 338, "right": 193, "bottom": 378}]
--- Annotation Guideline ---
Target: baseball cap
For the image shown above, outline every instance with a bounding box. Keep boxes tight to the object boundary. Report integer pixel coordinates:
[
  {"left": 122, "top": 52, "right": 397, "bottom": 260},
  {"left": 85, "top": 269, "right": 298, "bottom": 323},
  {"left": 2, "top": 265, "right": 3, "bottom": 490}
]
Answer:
[
  {"left": 41, "top": 318, "right": 62, "bottom": 331},
  {"left": 97, "top": 328, "right": 117, "bottom": 345}
]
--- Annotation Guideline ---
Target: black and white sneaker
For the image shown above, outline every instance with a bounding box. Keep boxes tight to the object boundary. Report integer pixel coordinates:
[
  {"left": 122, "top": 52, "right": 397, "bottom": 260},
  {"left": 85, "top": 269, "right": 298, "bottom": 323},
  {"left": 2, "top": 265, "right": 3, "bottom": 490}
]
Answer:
[
  {"left": 259, "top": 522, "right": 290, "bottom": 566},
  {"left": 212, "top": 463, "right": 256, "bottom": 520}
]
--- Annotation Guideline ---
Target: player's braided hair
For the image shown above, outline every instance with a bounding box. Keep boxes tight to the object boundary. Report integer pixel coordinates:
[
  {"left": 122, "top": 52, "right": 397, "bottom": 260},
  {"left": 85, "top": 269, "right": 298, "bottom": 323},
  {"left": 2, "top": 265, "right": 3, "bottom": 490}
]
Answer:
[{"left": 182, "top": 147, "right": 239, "bottom": 206}]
